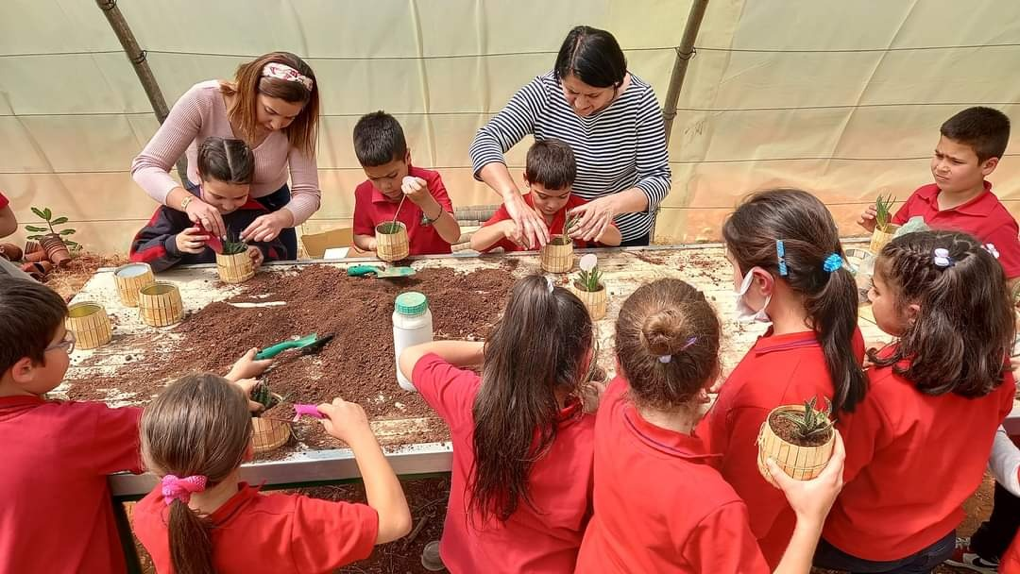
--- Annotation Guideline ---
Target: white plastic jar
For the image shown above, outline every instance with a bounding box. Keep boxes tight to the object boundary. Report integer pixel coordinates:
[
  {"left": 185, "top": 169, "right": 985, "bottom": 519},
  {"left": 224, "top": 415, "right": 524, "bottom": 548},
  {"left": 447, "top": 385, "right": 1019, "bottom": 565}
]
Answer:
[{"left": 393, "top": 291, "right": 433, "bottom": 391}]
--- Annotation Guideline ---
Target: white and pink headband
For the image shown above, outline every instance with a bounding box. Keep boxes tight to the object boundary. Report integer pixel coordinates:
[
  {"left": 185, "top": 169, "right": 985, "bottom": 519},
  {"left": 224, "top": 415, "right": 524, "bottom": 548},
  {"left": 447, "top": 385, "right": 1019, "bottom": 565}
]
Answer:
[{"left": 261, "top": 62, "right": 314, "bottom": 91}]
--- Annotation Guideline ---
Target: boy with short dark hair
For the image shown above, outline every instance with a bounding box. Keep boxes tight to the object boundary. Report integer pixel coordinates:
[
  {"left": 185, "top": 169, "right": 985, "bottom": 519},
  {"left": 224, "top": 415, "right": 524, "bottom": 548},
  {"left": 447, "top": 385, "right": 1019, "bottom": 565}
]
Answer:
[
  {"left": 471, "top": 139, "right": 621, "bottom": 252},
  {"left": 351, "top": 111, "right": 460, "bottom": 255},
  {"left": 858, "top": 107, "right": 1020, "bottom": 278}
]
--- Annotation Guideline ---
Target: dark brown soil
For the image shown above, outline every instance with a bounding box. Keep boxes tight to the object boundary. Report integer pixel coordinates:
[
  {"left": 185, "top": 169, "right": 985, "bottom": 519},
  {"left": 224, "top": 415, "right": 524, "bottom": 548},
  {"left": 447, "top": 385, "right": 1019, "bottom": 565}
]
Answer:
[
  {"left": 631, "top": 252, "right": 667, "bottom": 265},
  {"left": 768, "top": 410, "right": 833, "bottom": 447},
  {"left": 65, "top": 264, "right": 516, "bottom": 454}
]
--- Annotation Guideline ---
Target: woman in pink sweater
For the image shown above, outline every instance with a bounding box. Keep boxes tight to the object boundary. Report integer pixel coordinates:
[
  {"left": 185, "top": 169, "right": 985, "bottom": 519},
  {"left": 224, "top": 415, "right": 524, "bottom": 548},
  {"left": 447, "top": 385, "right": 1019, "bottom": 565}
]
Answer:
[{"left": 132, "top": 51, "right": 321, "bottom": 259}]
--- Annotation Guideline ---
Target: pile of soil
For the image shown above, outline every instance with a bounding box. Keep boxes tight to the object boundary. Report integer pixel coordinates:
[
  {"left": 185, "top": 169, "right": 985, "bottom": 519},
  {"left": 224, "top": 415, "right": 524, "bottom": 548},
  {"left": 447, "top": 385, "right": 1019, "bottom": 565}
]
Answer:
[
  {"left": 66, "top": 264, "right": 517, "bottom": 453},
  {"left": 768, "top": 410, "right": 833, "bottom": 447}
]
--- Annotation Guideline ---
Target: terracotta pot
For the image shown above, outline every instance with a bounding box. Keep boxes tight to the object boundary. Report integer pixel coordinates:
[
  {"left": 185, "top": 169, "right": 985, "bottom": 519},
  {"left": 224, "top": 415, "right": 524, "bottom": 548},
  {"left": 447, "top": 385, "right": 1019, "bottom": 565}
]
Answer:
[
  {"left": 66, "top": 302, "right": 113, "bottom": 349},
  {"left": 540, "top": 238, "right": 574, "bottom": 273},
  {"left": 375, "top": 222, "right": 409, "bottom": 262},
  {"left": 252, "top": 415, "right": 291, "bottom": 453},
  {"left": 0, "top": 243, "right": 22, "bottom": 261},
  {"left": 216, "top": 251, "right": 255, "bottom": 284},
  {"left": 25, "top": 250, "right": 49, "bottom": 263},
  {"left": 756, "top": 404, "right": 835, "bottom": 487},
  {"left": 869, "top": 224, "right": 901, "bottom": 255},
  {"left": 21, "top": 261, "right": 54, "bottom": 281},
  {"left": 40, "top": 234, "right": 71, "bottom": 267},
  {"left": 24, "top": 240, "right": 41, "bottom": 255},
  {"left": 571, "top": 282, "right": 608, "bottom": 320}
]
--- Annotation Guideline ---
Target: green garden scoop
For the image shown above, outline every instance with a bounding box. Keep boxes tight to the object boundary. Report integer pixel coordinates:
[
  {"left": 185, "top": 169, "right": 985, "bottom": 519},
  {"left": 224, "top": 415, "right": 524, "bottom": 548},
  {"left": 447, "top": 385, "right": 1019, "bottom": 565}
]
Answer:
[
  {"left": 346, "top": 264, "right": 416, "bottom": 279},
  {"left": 255, "top": 332, "right": 335, "bottom": 360}
]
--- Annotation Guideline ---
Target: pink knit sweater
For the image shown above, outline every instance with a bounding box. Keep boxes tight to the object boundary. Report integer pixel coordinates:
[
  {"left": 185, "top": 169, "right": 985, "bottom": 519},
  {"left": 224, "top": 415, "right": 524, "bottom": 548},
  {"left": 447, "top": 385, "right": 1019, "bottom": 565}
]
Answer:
[{"left": 131, "top": 80, "right": 321, "bottom": 224}]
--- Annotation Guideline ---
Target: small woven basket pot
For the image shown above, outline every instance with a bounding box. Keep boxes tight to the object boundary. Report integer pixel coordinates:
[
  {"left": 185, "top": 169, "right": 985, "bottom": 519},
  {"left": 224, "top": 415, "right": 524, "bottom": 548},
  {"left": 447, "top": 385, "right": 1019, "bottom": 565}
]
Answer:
[
  {"left": 216, "top": 252, "right": 255, "bottom": 284},
  {"left": 138, "top": 282, "right": 184, "bottom": 327},
  {"left": 114, "top": 263, "right": 155, "bottom": 307},
  {"left": 756, "top": 404, "right": 835, "bottom": 487},
  {"left": 869, "top": 224, "right": 901, "bottom": 255},
  {"left": 376, "top": 222, "right": 410, "bottom": 262},
  {"left": 66, "top": 302, "right": 112, "bottom": 349},
  {"left": 252, "top": 415, "right": 292, "bottom": 453},
  {"left": 571, "top": 283, "right": 608, "bottom": 321},
  {"left": 540, "top": 239, "right": 573, "bottom": 273}
]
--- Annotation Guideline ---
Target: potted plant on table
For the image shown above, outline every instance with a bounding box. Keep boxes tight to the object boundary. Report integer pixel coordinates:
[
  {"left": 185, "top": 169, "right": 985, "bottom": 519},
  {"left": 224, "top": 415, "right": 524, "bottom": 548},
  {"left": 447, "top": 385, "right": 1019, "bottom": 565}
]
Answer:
[
  {"left": 869, "top": 194, "right": 899, "bottom": 255},
  {"left": 757, "top": 397, "right": 836, "bottom": 486},
  {"left": 541, "top": 215, "right": 577, "bottom": 273},
  {"left": 571, "top": 253, "right": 608, "bottom": 320},
  {"left": 216, "top": 234, "right": 255, "bottom": 284},
  {"left": 250, "top": 381, "right": 292, "bottom": 453},
  {"left": 25, "top": 206, "right": 78, "bottom": 267},
  {"left": 375, "top": 221, "right": 410, "bottom": 262}
]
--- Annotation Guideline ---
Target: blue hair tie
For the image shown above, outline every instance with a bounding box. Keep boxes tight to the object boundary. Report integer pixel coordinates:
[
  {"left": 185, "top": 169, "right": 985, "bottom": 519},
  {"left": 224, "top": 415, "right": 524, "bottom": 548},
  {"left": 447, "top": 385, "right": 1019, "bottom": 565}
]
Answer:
[
  {"left": 822, "top": 253, "right": 843, "bottom": 274},
  {"left": 776, "top": 240, "right": 788, "bottom": 276}
]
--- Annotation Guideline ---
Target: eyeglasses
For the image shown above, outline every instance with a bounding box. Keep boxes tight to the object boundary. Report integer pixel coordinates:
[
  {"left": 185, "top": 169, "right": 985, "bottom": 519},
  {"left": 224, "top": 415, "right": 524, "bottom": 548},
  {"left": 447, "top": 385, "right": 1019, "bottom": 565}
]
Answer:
[{"left": 44, "top": 331, "right": 76, "bottom": 355}]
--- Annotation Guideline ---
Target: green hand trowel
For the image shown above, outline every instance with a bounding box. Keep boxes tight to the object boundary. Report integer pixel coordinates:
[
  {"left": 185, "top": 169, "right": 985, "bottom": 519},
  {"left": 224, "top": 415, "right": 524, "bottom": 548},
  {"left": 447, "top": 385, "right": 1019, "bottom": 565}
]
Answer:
[
  {"left": 347, "top": 264, "right": 416, "bottom": 279},
  {"left": 255, "top": 332, "right": 335, "bottom": 360}
]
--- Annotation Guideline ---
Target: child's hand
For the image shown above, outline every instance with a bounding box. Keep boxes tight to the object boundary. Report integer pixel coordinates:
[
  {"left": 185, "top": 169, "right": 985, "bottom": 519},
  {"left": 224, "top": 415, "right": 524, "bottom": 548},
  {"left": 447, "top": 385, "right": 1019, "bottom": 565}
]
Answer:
[
  {"left": 858, "top": 204, "right": 878, "bottom": 232},
  {"left": 225, "top": 347, "right": 273, "bottom": 382},
  {"left": 317, "top": 397, "right": 373, "bottom": 443},
  {"left": 234, "top": 377, "right": 268, "bottom": 412},
  {"left": 401, "top": 176, "right": 432, "bottom": 205},
  {"left": 175, "top": 226, "right": 210, "bottom": 254},
  {"left": 501, "top": 219, "right": 529, "bottom": 249},
  {"left": 770, "top": 430, "right": 845, "bottom": 526},
  {"left": 246, "top": 245, "right": 264, "bottom": 268}
]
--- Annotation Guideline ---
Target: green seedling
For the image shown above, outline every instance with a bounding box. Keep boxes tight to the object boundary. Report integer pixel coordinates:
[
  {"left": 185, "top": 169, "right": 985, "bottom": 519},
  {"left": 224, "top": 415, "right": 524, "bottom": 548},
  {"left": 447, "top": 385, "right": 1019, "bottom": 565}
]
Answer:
[
  {"left": 575, "top": 253, "right": 603, "bottom": 293},
  {"left": 25, "top": 206, "right": 79, "bottom": 250},
  {"left": 874, "top": 194, "right": 897, "bottom": 232},
  {"left": 778, "top": 397, "right": 834, "bottom": 441}
]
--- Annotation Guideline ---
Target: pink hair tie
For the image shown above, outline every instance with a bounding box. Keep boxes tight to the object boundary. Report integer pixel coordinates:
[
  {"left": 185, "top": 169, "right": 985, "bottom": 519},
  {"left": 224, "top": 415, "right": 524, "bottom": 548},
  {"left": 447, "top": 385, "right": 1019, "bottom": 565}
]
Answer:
[
  {"left": 161, "top": 474, "right": 207, "bottom": 506},
  {"left": 261, "top": 62, "right": 314, "bottom": 91},
  {"left": 293, "top": 403, "right": 324, "bottom": 422}
]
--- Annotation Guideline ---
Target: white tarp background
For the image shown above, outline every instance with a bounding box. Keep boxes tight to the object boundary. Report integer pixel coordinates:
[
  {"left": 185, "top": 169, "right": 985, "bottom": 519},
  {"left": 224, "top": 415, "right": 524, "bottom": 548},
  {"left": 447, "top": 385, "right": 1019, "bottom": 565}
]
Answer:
[{"left": 1, "top": 0, "right": 1019, "bottom": 253}]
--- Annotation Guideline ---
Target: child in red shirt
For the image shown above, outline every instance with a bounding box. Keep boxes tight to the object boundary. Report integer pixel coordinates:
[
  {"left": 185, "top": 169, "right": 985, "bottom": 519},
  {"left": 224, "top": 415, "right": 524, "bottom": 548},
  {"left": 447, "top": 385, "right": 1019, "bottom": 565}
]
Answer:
[
  {"left": 398, "top": 275, "right": 597, "bottom": 573},
  {"left": 817, "top": 231, "right": 1017, "bottom": 571},
  {"left": 352, "top": 111, "right": 461, "bottom": 256},
  {"left": 576, "top": 278, "right": 845, "bottom": 573},
  {"left": 132, "top": 375, "right": 411, "bottom": 573},
  {"left": 471, "top": 139, "right": 621, "bottom": 252},
  {"left": 697, "top": 189, "right": 867, "bottom": 566},
  {"left": 130, "top": 137, "right": 285, "bottom": 272},
  {"left": 858, "top": 107, "right": 1020, "bottom": 279}
]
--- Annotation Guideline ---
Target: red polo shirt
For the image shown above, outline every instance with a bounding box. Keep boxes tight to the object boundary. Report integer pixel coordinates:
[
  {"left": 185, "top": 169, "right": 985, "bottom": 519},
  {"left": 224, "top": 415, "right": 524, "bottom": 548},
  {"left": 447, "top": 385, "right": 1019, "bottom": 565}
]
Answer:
[
  {"left": 0, "top": 192, "right": 8, "bottom": 209},
  {"left": 892, "top": 181, "right": 1020, "bottom": 278},
  {"left": 696, "top": 328, "right": 865, "bottom": 567},
  {"left": 1004, "top": 535, "right": 1020, "bottom": 574},
  {"left": 353, "top": 165, "right": 453, "bottom": 255},
  {"left": 576, "top": 376, "right": 769, "bottom": 573},
  {"left": 0, "top": 396, "right": 142, "bottom": 574},
  {"left": 823, "top": 348, "right": 1016, "bottom": 561},
  {"left": 480, "top": 193, "right": 613, "bottom": 252},
  {"left": 412, "top": 353, "right": 594, "bottom": 574},
  {"left": 134, "top": 482, "right": 379, "bottom": 573}
]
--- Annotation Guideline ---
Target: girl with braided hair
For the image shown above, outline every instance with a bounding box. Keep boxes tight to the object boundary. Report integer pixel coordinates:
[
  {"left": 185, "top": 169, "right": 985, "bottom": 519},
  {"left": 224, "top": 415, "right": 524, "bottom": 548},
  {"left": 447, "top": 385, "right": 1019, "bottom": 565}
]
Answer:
[{"left": 815, "top": 230, "right": 1017, "bottom": 572}]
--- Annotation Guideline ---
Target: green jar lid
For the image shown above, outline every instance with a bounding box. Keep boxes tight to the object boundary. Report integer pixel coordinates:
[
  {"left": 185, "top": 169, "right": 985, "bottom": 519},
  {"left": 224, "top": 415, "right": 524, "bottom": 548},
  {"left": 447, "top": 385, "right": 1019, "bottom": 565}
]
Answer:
[{"left": 395, "top": 291, "right": 429, "bottom": 316}]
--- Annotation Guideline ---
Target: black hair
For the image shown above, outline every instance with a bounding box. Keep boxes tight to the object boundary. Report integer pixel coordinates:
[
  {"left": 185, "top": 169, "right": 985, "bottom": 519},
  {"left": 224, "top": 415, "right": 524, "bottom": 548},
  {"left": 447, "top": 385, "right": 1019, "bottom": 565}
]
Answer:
[
  {"left": 353, "top": 111, "right": 408, "bottom": 167},
  {"left": 554, "top": 25, "right": 627, "bottom": 88},
  {"left": 0, "top": 279, "right": 68, "bottom": 374},
  {"left": 940, "top": 107, "right": 1011, "bottom": 162},
  {"left": 525, "top": 139, "right": 576, "bottom": 190}
]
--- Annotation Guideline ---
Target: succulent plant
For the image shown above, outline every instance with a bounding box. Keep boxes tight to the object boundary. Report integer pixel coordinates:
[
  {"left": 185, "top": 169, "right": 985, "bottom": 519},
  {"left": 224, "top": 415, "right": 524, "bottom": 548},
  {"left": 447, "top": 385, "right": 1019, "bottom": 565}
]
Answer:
[
  {"left": 874, "top": 194, "right": 897, "bottom": 232},
  {"left": 575, "top": 254, "right": 603, "bottom": 292},
  {"left": 778, "top": 397, "right": 834, "bottom": 441}
]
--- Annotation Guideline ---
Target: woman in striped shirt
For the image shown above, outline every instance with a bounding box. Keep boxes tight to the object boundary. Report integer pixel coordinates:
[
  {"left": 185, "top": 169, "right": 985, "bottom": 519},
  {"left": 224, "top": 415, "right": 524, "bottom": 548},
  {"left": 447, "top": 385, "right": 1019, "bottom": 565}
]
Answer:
[
  {"left": 470, "top": 26, "right": 671, "bottom": 248},
  {"left": 131, "top": 52, "right": 321, "bottom": 259}
]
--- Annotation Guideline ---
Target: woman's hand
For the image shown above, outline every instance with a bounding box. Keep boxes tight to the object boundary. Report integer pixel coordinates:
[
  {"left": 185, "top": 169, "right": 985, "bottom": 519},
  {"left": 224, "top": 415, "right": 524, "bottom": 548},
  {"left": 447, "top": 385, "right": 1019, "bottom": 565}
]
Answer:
[
  {"left": 242, "top": 211, "right": 290, "bottom": 243},
  {"left": 503, "top": 192, "right": 550, "bottom": 249},
  {"left": 184, "top": 199, "right": 226, "bottom": 239},
  {"left": 174, "top": 226, "right": 210, "bottom": 254},
  {"left": 568, "top": 196, "right": 617, "bottom": 243}
]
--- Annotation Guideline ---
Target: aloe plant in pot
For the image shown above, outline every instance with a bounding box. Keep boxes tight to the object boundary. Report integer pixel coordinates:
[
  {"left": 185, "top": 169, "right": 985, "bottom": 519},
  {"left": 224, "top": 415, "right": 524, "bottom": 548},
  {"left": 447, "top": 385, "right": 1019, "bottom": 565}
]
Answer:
[
  {"left": 868, "top": 194, "right": 899, "bottom": 255},
  {"left": 25, "top": 207, "right": 78, "bottom": 267},
  {"left": 250, "top": 381, "right": 292, "bottom": 453},
  {"left": 571, "top": 253, "right": 608, "bottom": 320},
  {"left": 541, "top": 214, "right": 578, "bottom": 273},
  {"left": 757, "top": 397, "right": 836, "bottom": 486},
  {"left": 215, "top": 233, "right": 255, "bottom": 284}
]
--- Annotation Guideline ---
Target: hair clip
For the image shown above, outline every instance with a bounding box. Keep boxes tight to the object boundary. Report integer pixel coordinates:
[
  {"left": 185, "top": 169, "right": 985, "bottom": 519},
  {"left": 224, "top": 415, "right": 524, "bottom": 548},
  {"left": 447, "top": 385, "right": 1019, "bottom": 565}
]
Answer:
[
  {"left": 933, "top": 248, "right": 954, "bottom": 268},
  {"left": 776, "top": 240, "right": 788, "bottom": 276},
  {"left": 680, "top": 336, "right": 698, "bottom": 351},
  {"left": 545, "top": 276, "right": 555, "bottom": 293},
  {"left": 822, "top": 253, "right": 843, "bottom": 274},
  {"left": 658, "top": 355, "right": 672, "bottom": 364},
  {"left": 984, "top": 243, "right": 1000, "bottom": 259}
]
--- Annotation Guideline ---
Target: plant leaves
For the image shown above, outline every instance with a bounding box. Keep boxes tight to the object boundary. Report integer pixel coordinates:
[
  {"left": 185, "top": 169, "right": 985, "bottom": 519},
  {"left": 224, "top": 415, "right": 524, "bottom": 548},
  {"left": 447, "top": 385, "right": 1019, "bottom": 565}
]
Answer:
[
  {"left": 42, "top": 208, "right": 52, "bottom": 221},
  {"left": 60, "top": 229, "right": 76, "bottom": 235},
  {"left": 50, "top": 217, "right": 68, "bottom": 225},
  {"left": 30, "top": 207, "right": 46, "bottom": 220},
  {"left": 25, "top": 225, "right": 48, "bottom": 232},
  {"left": 26, "top": 235, "right": 42, "bottom": 240}
]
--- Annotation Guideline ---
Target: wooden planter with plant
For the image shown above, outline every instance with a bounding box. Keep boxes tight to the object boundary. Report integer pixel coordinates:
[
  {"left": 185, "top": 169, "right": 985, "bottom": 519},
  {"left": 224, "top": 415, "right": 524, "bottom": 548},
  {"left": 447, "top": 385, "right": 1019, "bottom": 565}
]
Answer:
[
  {"left": 216, "top": 237, "right": 255, "bottom": 284},
  {"left": 869, "top": 194, "right": 900, "bottom": 255},
  {"left": 541, "top": 215, "right": 577, "bottom": 273},
  {"left": 571, "top": 254, "right": 607, "bottom": 320},
  {"left": 250, "top": 381, "right": 292, "bottom": 453},
  {"left": 25, "top": 206, "right": 78, "bottom": 268},
  {"left": 757, "top": 397, "right": 835, "bottom": 486},
  {"left": 375, "top": 222, "right": 409, "bottom": 262}
]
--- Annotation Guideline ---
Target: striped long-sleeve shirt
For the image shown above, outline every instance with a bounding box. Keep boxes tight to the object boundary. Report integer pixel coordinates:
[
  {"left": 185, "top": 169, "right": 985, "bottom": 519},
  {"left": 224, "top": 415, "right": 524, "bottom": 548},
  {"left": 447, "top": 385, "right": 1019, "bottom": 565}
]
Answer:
[{"left": 470, "top": 72, "right": 671, "bottom": 241}]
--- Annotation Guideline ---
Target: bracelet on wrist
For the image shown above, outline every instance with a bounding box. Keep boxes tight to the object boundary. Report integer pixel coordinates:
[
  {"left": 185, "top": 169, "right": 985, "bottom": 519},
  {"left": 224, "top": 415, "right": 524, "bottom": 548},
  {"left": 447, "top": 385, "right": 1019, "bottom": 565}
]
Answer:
[{"left": 180, "top": 195, "right": 193, "bottom": 211}]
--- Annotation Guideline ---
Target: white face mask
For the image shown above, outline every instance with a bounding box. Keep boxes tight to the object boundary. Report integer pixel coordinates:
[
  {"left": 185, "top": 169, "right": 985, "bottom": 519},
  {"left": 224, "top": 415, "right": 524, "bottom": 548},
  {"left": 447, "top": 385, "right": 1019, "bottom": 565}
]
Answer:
[{"left": 734, "top": 267, "right": 772, "bottom": 323}]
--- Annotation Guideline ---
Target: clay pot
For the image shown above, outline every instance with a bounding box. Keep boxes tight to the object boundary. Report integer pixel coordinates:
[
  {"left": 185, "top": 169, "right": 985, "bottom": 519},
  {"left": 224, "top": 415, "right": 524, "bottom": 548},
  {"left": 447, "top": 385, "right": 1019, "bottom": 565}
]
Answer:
[
  {"left": 113, "top": 263, "right": 155, "bottom": 307},
  {"left": 24, "top": 240, "right": 41, "bottom": 255},
  {"left": 21, "top": 261, "right": 54, "bottom": 281},
  {"left": 571, "top": 282, "right": 608, "bottom": 321},
  {"left": 252, "top": 414, "right": 291, "bottom": 453},
  {"left": 137, "top": 282, "right": 184, "bottom": 327},
  {"left": 0, "top": 243, "right": 22, "bottom": 261},
  {"left": 216, "top": 251, "right": 255, "bottom": 284},
  {"left": 756, "top": 404, "right": 835, "bottom": 486},
  {"left": 66, "top": 302, "right": 113, "bottom": 349},
  {"left": 540, "top": 237, "right": 574, "bottom": 273},
  {"left": 40, "top": 234, "right": 71, "bottom": 267},
  {"left": 375, "top": 222, "right": 409, "bottom": 262},
  {"left": 25, "top": 250, "right": 49, "bottom": 263},
  {"left": 869, "top": 224, "right": 900, "bottom": 255}
]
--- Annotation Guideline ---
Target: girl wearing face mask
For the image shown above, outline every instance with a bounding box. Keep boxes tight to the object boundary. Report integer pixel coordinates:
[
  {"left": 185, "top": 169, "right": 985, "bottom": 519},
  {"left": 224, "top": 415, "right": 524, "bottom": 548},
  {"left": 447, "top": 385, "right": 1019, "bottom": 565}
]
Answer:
[{"left": 696, "top": 188, "right": 869, "bottom": 568}]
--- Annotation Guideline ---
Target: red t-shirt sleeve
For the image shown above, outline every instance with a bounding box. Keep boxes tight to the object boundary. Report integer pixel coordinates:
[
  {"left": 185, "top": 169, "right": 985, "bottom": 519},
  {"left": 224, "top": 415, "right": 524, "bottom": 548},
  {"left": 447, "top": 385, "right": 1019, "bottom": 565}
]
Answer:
[
  {"left": 426, "top": 172, "right": 454, "bottom": 213},
  {"left": 682, "top": 502, "right": 769, "bottom": 573},
  {"left": 983, "top": 220, "right": 1020, "bottom": 279},
  {"left": 352, "top": 184, "right": 375, "bottom": 236},
  {"left": 289, "top": 495, "right": 379, "bottom": 571},
  {"left": 0, "top": 192, "right": 8, "bottom": 210},
  {"left": 86, "top": 403, "right": 143, "bottom": 475},
  {"left": 479, "top": 206, "right": 518, "bottom": 253},
  {"left": 411, "top": 353, "right": 479, "bottom": 426}
]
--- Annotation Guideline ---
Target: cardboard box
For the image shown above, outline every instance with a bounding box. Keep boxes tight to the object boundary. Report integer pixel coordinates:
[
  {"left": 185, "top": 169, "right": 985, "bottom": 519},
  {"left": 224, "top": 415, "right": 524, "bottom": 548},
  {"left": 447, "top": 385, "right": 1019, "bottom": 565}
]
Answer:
[{"left": 300, "top": 227, "right": 353, "bottom": 259}]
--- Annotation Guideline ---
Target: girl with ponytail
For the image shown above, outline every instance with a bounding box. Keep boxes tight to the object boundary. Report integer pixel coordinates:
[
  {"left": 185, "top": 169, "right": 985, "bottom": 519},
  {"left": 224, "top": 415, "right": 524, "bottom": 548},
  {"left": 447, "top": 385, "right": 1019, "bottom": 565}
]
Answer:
[
  {"left": 132, "top": 375, "right": 410, "bottom": 573},
  {"left": 398, "top": 275, "right": 597, "bottom": 573},
  {"left": 576, "top": 279, "right": 845, "bottom": 573},
  {"left": 696, "top": 188, "right": 868, "bottom": 566}
]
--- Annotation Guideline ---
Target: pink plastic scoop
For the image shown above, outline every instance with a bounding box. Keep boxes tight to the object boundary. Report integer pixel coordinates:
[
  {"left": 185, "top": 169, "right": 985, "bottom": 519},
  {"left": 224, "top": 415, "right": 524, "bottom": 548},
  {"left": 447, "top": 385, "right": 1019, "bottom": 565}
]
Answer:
[{"left": 293, "top": 404, "right": 324, "bottom": 422}]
